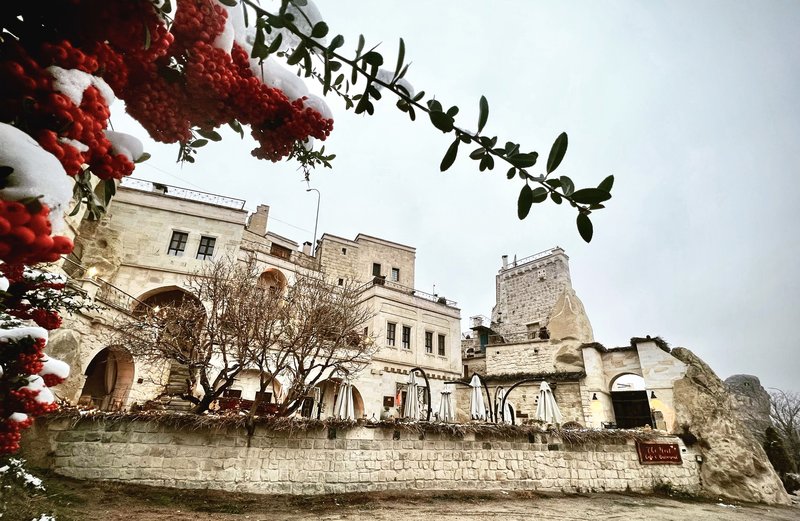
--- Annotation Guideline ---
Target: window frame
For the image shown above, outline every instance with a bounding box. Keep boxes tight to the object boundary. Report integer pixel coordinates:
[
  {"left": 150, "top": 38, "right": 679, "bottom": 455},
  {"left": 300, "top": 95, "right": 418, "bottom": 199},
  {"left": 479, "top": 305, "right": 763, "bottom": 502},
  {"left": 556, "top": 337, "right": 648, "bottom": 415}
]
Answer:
[
  {"left": 372, "top": 262, "right": 382, "bottom": 277},
  {"left": 196, "top": 235, "right": 216, "bottom": 261},
  {"left": 438, "top": 334, "right": 446, "bottom": 356},
  {"left": 390, "top": 268, "right": 400, "bottom": 282},
  {"left": 401, "top": 325, "right": 412, "bottom": 349},
  {"left": 386, "top": 322, "right": 396, "bottom": 347},
  {"left": 425, "top": 331, "right": 433, "bottom": 354},
  {"left": 167, "top": 230, "right": 189, "bottom": 256}
]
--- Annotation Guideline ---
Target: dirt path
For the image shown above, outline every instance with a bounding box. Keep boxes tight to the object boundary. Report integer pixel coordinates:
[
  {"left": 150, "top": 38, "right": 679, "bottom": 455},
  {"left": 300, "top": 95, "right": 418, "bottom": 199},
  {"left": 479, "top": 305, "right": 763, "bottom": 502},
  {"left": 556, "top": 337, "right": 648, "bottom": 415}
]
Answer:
[{"left": 11, "top": 474, "right": 799, "bottom": 521}]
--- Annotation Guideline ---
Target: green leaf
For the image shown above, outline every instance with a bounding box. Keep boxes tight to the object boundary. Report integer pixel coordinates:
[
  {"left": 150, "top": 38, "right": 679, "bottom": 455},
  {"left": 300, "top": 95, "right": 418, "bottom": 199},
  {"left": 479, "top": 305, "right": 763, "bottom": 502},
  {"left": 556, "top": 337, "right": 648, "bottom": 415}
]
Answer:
[
  {"left": 469, "top": 147, "right": 485, "bottom": 160},
  {"left": 546, "top": 132, "right": 568, "bottom": 174},
  {"left": 550, "top": 192, "right": 563, "bottom": 204},
  {"left": 571, "top": 188, "right": 611, "bottom": 205},
  {"left": 190, "top": 139, "right": 208, "bottom": 148},
  {"left": 252, "top": 26, "right": 268, "bottom": 59},
  {"left": 311, "top": 22, "right": 329, "bottom": 38},
  {"left": 218, "top": 0, "right": 237, "bottom": 5},
  {"left": 517, "top": 185, "right": 533, "bottom": 219},
  {"left": 479, "top": 154, "right": 494, "bottom": 171},
  {"left": 286, "top": 44, "right": 306, "bottom": 66},
  {"left": 506, "top": 167, "right": 516, "bottom": 180},
  {"left": 598, "top": 174, "right": 615, "bottom": 192},
  {"left": 394, "top": 38, "right": 406, "bottom": 79},
  {"left": 577, "top": 213, "right": 593, "bottom": 243},
  {"left": 446, "top": 105, "right": 459, "bottom": 118},
  {"left": 507, "top": 152, "right": 538, "bottom": 168},
  {"left": 478, "top": 95, "right": 489, "bottom": 133},
  {"left": 440, "top": 139, "right": 460, "bottom": 172},
  {"left": 143, "top": 24, "right": 151, "bottom": 51},
  {"left": 429, "top": 111, "right": 454, "bottom": 133},
  {"left": 197, "top": 129, "right": 222, "bottom": 141},
  {"left": 560, "top": 176, "right": 575, "bottom": 196},
  {"left": 545, "top": 178, "right": 562, "bottom": 189},
  {"left": 362, "top": 51, "right": 383, "bottom": 67},
  {"left": 532, "top": 187, "right": 548, "bottom": 203},
  {"left": 134, "top": 152, "right": 151, "bottom": 164},
  {"left": 229, "top": 119, "right": 244, "bottom": 138},
  {"left": 329, "top": 35, "right": 345, "bottom": 51}
]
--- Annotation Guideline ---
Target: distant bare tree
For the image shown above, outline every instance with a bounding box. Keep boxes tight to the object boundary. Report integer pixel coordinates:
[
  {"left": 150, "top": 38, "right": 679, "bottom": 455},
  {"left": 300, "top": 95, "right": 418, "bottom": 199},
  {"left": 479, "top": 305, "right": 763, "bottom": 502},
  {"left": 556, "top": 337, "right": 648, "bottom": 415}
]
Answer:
[{"left": 769, "top": 389, "right": 800, "bottom": 471}]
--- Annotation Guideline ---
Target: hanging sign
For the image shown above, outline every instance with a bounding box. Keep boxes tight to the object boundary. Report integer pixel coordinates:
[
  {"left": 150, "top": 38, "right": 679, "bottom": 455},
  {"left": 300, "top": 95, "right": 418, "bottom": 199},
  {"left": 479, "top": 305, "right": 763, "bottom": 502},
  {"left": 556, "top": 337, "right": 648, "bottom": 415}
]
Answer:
[{"left": 635, "top": 441, "right": 683, "bottom": 465}]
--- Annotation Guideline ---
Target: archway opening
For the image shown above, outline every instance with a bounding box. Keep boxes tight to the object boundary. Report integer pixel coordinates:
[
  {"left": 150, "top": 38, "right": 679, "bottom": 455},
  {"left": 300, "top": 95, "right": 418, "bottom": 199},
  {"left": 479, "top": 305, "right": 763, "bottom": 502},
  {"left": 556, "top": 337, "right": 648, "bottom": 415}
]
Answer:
[
  {"left": 258, "top": 269, "right": 288, "bottom": 294},
  {"left": 80, "top": 347, "right": 134, "bottom": 411},
  {"left": 306, "top": 378, "right": 365, "bottom": 419},
  {"left": 610, "top": 373, "right": 651, "bottom": 428}
]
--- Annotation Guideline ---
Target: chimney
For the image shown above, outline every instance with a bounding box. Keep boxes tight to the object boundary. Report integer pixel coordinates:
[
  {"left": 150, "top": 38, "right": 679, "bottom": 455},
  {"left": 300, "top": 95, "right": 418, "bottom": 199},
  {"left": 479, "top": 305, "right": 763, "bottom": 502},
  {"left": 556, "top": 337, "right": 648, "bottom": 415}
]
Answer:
[
  {"left": 246, "top": 204, "right": 269, "bottom": 236},
  {"left": 501, "top": 255, "right": 508, "bottom": 269},
  {"left": 302, "top": 241, "right": 312, "bottom": 256}
]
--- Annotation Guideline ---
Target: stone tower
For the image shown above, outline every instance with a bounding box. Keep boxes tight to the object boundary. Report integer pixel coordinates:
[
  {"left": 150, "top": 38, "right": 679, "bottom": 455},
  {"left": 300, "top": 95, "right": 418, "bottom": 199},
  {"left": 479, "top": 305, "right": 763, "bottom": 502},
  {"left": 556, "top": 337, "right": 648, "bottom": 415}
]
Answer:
[{"left": 491, "top": 247, "right": 573, "bottom": 336}]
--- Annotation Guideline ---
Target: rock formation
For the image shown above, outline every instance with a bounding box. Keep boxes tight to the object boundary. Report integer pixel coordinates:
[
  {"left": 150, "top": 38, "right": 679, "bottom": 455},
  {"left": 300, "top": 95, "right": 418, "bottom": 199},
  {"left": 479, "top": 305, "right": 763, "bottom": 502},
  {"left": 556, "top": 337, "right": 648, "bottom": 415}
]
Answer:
[
  {"left": 725, "top": 374, "right": 772, "bottom": 443},
  {"left": 548, "top": 288, "right": 593, "bottom": 371},
  {"left": 671, "top": 348, "right": 790, "bottom": 504}
]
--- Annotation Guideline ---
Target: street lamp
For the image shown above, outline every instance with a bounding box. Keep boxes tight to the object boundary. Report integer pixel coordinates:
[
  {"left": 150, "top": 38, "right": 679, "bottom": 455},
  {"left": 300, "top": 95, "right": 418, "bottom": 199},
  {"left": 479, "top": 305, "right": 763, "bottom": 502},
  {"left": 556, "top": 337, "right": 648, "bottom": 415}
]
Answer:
[{"left": 306, "top": 188, "right": 320, "bottom": 256}]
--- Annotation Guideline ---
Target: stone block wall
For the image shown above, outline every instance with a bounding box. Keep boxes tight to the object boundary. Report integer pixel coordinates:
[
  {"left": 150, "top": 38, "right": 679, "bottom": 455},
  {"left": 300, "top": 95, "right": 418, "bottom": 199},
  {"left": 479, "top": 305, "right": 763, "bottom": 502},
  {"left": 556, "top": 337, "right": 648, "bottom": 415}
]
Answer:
[
  {"left": 24, "top": 417, "right": 700, "bottom": 496},
  {"left": 485, "top": 341, "right": 558, "bottom": 375}
]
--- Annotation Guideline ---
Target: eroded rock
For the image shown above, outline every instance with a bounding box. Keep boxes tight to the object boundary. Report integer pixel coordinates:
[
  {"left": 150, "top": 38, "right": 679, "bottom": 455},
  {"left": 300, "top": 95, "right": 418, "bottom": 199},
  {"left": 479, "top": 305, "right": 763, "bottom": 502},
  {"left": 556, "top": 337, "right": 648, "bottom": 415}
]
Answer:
[{"left": 671, "top": 347, "right": 790, "bottom": 505}]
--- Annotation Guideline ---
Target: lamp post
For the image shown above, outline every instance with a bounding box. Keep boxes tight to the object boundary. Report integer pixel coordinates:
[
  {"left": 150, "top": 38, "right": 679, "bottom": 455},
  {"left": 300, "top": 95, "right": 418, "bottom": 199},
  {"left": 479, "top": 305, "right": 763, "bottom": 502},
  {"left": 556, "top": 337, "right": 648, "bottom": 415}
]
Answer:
[{"left": 306, "top": 188, "right": 320, "bottom": 256}]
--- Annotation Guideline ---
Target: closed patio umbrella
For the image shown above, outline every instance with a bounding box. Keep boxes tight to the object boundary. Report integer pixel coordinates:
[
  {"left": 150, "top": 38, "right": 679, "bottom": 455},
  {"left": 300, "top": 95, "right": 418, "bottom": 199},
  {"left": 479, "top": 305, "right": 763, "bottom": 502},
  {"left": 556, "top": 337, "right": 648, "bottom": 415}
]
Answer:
[
  {"left": 535, "top": 381, "right": 563, "bottom": 425},
  {"left": 438, "top": 383, "right": 454, "bottom": 422},
  {"left": 469, "top": 374, "right": 486, "bottom": 421},
  {"left": 403, "top": 372, "right": 420, "bottom": 420},
  {"left": 495, "top": 386, "right": 514, "bottom": 424},
  {"left": 333, "top": 381, "right": 355, "bottom": 420}
]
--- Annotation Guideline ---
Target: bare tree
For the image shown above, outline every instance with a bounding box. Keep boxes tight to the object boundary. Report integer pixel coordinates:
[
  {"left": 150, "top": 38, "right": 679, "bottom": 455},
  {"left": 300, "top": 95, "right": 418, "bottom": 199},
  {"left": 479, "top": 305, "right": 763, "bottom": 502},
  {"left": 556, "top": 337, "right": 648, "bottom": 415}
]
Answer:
[
  {"left": 769, "top": 389, "right": 800, "bottom": 471},
  {"left": 113, "top": 257, "right": 376, "bottom": 417},
  {"left": 247, "top": 275, "right": 376, "bottom": 418},
  {"left": 114, "top": 257, "right": 282, "bottom": 414}
]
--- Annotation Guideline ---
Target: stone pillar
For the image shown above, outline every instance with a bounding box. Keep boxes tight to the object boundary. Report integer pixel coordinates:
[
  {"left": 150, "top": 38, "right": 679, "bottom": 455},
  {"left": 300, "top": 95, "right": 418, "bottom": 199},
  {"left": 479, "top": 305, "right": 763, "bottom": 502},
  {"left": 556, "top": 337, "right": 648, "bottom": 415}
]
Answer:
[{"left": 247, "top": 204, "right": 270, "bottom": 236}]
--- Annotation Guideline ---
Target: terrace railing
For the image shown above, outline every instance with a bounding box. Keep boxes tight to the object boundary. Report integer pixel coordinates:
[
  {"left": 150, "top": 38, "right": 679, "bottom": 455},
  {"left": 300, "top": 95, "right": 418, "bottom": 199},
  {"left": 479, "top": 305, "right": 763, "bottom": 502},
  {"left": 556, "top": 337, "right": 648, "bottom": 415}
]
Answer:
[{"left": 120, "top": 177, "right": 246, "bottom": 210}]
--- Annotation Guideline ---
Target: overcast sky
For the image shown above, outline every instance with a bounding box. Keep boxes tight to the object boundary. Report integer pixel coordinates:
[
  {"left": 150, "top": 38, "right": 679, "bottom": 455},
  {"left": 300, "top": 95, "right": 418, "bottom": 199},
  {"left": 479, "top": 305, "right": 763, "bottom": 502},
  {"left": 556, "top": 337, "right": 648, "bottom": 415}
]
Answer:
[{"left": 112, "top": 1, "right": 800, "bottom": 393}]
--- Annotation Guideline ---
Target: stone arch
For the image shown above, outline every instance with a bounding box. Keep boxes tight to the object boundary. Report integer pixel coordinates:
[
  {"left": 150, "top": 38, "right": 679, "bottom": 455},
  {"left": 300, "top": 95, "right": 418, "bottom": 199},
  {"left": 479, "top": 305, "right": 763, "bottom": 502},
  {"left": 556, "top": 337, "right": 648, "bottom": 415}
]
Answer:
[
  {"left": 134, "top": 285, "right": 203, "bottom": 313},
  {"left": 312, "top": 378, "right": 365, "bottom": 419},
  {"left": 258, "top": 268, "right": 288, "bottom": 294},
  {"left": 608, "top": 373, "right": 651, "bottom": 428},
  {"left": 79, "top": 346, "right": 135, "bottom": 411}
]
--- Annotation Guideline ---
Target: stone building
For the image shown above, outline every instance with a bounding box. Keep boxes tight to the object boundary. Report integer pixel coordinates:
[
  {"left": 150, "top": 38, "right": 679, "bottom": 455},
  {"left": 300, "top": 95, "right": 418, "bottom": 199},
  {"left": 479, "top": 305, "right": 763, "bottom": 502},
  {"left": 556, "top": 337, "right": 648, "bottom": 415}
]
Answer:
[
  {"left": 460, "top": 248, "right": 689, "bottom": 431},
  {"left": 49, "top": 177, "right": 461, "bottom": 419}
]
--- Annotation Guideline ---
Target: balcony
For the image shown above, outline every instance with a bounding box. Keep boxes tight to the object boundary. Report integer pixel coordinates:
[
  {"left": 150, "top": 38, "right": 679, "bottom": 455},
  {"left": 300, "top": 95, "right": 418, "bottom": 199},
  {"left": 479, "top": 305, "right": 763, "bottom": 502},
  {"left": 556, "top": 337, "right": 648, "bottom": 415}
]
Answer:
[
  {"left": 120, "top": 177, "right": 246, "bottom": 210},
  {"left": 358, "top": 277, "right": 457, "bottom": 308}
]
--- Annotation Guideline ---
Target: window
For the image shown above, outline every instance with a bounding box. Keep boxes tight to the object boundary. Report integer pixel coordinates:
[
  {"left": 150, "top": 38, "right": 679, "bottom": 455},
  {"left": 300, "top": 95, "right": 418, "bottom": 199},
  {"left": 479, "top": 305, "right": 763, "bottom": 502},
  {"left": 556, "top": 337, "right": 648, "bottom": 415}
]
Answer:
[
  {"left": 438, "top": 334, "right": 446, "bottom": 356},
  {"left": 402, "top": 326, "right": 411, "bottom": 349},
  {"left": 342, "top": 247, "right": 347, "bottom": 255},
  {"left": 363, "top": 326, "right": 369, "bottom": 336},
  {"left": 386, "top": 322, "right": 396, "bottom": 347},
  {"left": 167, "top": 231, "right": 188, "bottom": 256},
  {"left": 196, "top": 236, "right": 216, "bottom": 260},
  {"left": 425, "top": 331, "right": 433, "bottom": 353},
  {"left": 270, "top": 243, "right": 291, "bottom": 260},
  {"left": 391, "top": 268, "right": 400, "bottom": 282},
  {"left": 338, "top": 278, "right": 344, "bottom": 286},
  {"left": 372, "top": 263, "right": 382, "bottom": 277}
]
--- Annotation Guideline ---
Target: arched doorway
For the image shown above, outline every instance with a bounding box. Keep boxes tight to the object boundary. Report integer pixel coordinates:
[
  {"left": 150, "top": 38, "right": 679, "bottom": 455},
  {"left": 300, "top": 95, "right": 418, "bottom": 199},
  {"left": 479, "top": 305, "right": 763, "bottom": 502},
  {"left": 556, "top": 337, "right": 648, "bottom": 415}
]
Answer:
[
  {"left": 258, "top": 269, "right": 288, "bottom": 294},
  {"left": 134, "top": 287, "right": 206, "bottom": 396},
  {"left": 306, "top": 379, "right": 365, "bottom": 419},
  {"left": 80, "top": 347, "right": 134, "bottom": 411},
  {"left": 610, "top": 373, "right": 652, "bottom": 428}
]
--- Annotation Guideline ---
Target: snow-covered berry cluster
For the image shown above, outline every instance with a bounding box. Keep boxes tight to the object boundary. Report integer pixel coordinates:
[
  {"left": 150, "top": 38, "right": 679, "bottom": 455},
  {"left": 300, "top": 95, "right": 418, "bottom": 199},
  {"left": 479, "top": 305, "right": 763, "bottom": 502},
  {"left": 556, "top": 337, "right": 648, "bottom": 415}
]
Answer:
[
  {"left": 0, "top": 201, "right": 73, "bottom": 265},
  {"left": 0, "top": 327, "right": 68, "bottom": 454}
]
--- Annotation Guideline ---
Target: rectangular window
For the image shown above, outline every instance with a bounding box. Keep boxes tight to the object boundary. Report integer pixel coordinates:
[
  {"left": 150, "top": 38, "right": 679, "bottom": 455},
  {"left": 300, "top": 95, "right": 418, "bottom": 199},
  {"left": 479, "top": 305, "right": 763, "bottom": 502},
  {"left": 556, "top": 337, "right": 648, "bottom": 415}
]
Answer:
[
  {"left": 402, "top": 326, "right": 411, "bottom": 349},
  {"left": 386, "top": 322, "right": 396, "bottom": 347},
  {"left": 270, "top": 243, "right": 291, "bottom": 260},
  {"left": 438, "top": 334, "right": 446, "bottom": 356},
  {"left": 196, "top": 236, "right": 216, "bottom": 260},
  {"left": 167, "top": 231, "right": 188, "bottom": 256},
  {"left": 372, "top": 262, "right": 382, "bottom": 277},
  {"left": 338, "top": 278, "right": 344, "bottom": 286},
  {"left": 425, "top": 331, "right": 433, "bottom": 353},
  {"left": 342, "top": 247, "right": 347, "bottom": 255},
  {"left": 390, "top": 268, "right": 400, "bottom": 282}
]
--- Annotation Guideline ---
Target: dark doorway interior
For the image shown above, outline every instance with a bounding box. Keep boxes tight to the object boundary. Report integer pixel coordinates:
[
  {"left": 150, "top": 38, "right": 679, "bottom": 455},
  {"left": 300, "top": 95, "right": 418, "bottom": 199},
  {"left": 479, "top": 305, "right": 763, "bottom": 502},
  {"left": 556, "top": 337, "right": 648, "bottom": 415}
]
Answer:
[{"left": 611, "top": 390, "right": 652, "bottom": 428}]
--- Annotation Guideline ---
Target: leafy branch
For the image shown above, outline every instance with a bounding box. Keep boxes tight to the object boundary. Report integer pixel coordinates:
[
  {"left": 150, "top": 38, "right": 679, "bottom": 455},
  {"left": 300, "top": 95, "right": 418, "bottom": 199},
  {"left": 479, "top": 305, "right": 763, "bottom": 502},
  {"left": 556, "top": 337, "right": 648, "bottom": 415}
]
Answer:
[{"left": 241, "top": 0, "right": 614, "bottom": 242}]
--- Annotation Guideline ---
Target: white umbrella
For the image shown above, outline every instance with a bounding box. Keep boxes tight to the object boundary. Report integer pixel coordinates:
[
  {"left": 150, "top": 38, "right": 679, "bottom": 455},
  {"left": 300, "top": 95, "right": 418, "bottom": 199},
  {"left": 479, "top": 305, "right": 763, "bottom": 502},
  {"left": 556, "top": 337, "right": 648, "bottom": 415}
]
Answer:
[
  {"left": 403, "top": 372, "right": 420, "bottom": 420},
  {"left": 495, "top": 387, "right": 514, "bottom": 424},
  {"left": 469, "top": 374, "right": 486, "bottom": 421},
  {"left": 438, "top": 383, "right": 454, "bottom": 422},
  {"left": 535, "top": 381, "right": 563, "bottom": 425},
  {"left": 333, "top": 381, "right": 355, "bottom": 420}
]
